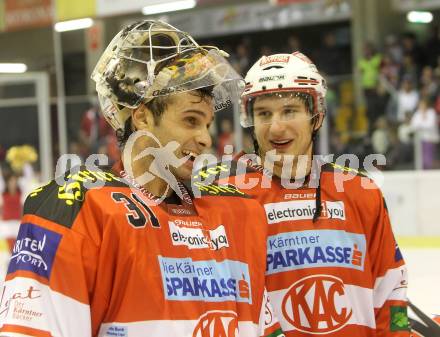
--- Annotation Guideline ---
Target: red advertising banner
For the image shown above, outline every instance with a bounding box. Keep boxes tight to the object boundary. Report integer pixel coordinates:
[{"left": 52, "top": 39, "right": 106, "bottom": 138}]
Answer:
[{"left": 4, "top": 0, "right": 53, "bottom": 31}]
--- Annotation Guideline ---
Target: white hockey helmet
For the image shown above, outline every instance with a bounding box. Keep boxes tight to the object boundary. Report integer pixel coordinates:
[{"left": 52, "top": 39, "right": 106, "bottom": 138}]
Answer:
[
  {"left": 240, "top": 52, "right": 327, "bottom": 128},
  {"left": 91, "top": 20, "right": 244, "bottom": 132}
]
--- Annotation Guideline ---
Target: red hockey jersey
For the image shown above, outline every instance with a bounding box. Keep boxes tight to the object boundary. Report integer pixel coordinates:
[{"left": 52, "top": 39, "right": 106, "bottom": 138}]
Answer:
[
  {"left": 0, "top": 165, "right": 283, "bottom": 337},
  {"left": 212, "top": 158, "right": 410, "bottom": 337}
]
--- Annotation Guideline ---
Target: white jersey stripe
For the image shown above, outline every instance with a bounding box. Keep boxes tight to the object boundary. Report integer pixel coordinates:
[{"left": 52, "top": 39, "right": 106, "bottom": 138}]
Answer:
[
  {"left": 0, "top": 277, "right": 91, "bottom": 337},
  {"left": 373, "top": 265, "right": 408, "bottom": 308},
  {"left": 98, "top": 320, "right": 259, "bottom": 337}
]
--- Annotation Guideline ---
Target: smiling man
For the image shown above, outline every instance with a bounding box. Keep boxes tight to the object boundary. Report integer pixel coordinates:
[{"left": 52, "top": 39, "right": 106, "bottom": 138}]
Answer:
[
  {"left": 0, "top": 20, "right": 284, "bottom": 337},
  {"left": 215, "top": 52, "right": 410, "bottom": 336},
  {"left": 124, "top": 89, "right": 215, "bottom": 199},
  {"left": 249, "top": 90, "right": 321, "bottom": 179}
]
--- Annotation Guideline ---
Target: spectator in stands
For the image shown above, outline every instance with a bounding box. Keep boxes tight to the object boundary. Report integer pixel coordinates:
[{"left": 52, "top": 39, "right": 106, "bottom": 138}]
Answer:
[
  {"left": 419, "top": 65, "right": 438, "bottom": 100},
  {"left": 358, "top": 41, "right": 382, "bottom": 133},
  {"left": 399, "top": 54, "right": 418, "bottom": 85},
  {"left": 231, "top": 41, "right": 251, "bottom": 76},
  {"left": 284, "top": 34, "right": 302, "bottom": 53},
  {"left": 260, "top": 45, "right": 273, "bottom": 58},
  {"left": 0, "top": 165, "right": 4, "bottom": 200},
  {"left": 315, "top": 31, "right": 343, "bottom": 75},
  {"left": 374, "top": 82, "right": 392, "bottom": 124},
  {"left": 425, "top": 25, "right": 440, "bottom": 68},
  {"left": 217, "top": 118, "right": 234, "bottom": 156},
  {"left": 410, "top": 98, "right": 439, "bottom": 169},
  {"left": 68, "top": 140, "right": 86, "bottom": 162},
  {"left": 384, "top": 34, "right": 403, "bottom": 65},
  {"left": 1, "top": 173, "right": 21, "bottom": 222},
  {"left": 0, "top": 146, "right": 5, "bottom": 163},
  {"left": 432, "top": 56, "right": 440, "bottom": 123},
  {"left": 330, "top": 132, "right": 348, "bottom": 158},
  {"left": 397, "top": 76, "right": 419, "bottom": 122},
  {"left": 401, "top": 32, "right": 425, "bottom": 68},
  {"left": 371, "top": 116, "right": 391, "bottom": 155},
  {"left": 389, "top": 112, "right": 414, "bottom": 169},
  {"left": 79, "top": 103, "right": 113, "bottom": 155},
  {"left": 380, "top": 53, "right": 400, "bottom": 88},
  {"left": 5, "top": 145, "right": 39, "bottom": 204},
  {"left": 434, "top": 55, "right": 440, "bottom": 79},
  {"left": 0, "top": 172, "right": 22, "bottom": 253},
  {"left": 105, "top": 133, "right": 120, "bottom": 165},
  {"left": 323, "top": 79, "right": 338, "bottom": 130}
]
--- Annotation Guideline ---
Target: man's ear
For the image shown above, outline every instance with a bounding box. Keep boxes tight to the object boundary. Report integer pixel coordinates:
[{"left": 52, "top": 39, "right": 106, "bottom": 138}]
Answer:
[{"left": 132, "top": 105, "right": 154, "bottom": 131}]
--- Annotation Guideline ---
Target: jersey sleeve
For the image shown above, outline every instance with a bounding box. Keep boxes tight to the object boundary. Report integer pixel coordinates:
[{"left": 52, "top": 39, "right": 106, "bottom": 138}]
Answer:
[
  {"left": 368, "top": 188, "right": 410, "bottom": 337},
  {"left": 0, "top": 178, "right": 100, "bottom": 337}
]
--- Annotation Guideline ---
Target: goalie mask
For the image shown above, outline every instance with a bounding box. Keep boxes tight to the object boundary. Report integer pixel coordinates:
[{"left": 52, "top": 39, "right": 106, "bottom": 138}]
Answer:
[{"left": 91, "top": 20, "right": 244, "bottom": 131}]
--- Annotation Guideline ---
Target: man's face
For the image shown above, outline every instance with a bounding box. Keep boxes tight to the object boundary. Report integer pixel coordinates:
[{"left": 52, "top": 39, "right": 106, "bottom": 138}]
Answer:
[
  {"left": 144, "top": 91, "right": 214, "bottom": 181},
  {"left": 253, "top": 92, "right": 318, "bottom": 177}
]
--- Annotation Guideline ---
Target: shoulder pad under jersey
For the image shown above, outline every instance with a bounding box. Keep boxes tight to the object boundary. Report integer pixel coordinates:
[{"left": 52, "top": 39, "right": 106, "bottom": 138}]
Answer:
[
  {"left": 192, "top": 159, "right": 259, "bottom": 182},
  {"left": 321, "top": 162, "right": 369, "bottom": 178},
  {"left": 187, "top": 160, "right": 255, "bottom": 198},
  {"left": 24, "top": 166, "right": 127, "bottom": 228}
]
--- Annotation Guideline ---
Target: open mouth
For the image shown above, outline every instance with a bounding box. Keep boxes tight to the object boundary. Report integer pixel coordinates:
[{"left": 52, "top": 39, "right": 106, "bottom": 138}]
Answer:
[
  {"left": 182, "top": 149, "right": 199, "bottom": 162},
  {"left": 270, "top": 139, "right": 293, "bottom": 149}
]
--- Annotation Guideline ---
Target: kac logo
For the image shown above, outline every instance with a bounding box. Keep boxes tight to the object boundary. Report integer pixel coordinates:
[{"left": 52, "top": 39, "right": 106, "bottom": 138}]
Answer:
[
  {"left": 192, "top": 311, "right": 238, "bottom": 337},
  {"left": 282, "top": 274, "right": 352, "bottom": 334}
]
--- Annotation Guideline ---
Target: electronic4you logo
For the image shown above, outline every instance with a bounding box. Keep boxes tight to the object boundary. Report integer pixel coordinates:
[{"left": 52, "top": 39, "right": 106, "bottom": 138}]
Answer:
[{"left": 281, "top": 274, "right": 352, "bottom": 334}]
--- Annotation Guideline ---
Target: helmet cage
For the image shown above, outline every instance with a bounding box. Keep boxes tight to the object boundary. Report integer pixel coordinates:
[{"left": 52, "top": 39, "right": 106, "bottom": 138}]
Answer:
[
  {"left": 240, "top": 87, "right": 323, "bottom": 128},
  {"left": 92, "top": 20, "right": 244, "bottom": 131}
]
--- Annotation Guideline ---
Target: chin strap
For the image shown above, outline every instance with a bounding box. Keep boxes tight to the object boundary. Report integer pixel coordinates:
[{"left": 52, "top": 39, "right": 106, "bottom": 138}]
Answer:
[
  {"left": 311, "top": 113, "right": 323, "bottom": 223},
  {"left": 312, "top": 154, "right": 322, "bottom": 223},
  {"left": 312, "top": 179, "right": 322, "bottom": 222},
  {"left": 249, "top": 126, "right": 260, "bottom": 156}
]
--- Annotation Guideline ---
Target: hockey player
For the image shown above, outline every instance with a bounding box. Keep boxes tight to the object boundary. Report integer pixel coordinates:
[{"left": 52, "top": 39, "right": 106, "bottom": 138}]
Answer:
[
  {"left": 0, "top": 20, "right": 283, "bottom": 337},
  {"left": 214, "top": 52, "right": 410, "bottom": 336}
]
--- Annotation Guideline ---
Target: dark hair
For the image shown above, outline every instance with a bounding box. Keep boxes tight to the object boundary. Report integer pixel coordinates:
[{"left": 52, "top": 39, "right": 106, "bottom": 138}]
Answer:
[
  {"left": 117, "top": 86, "right": 214, "bottom": 146},
  {"left": 249, "top": 91, "right": 315, "bottom": 120}
]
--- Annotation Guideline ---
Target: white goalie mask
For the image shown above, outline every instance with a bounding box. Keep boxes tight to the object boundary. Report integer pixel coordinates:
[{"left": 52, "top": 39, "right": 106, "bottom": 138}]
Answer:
[{"left": 91, "top": 20, "right": 244, "bottom": 132}]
